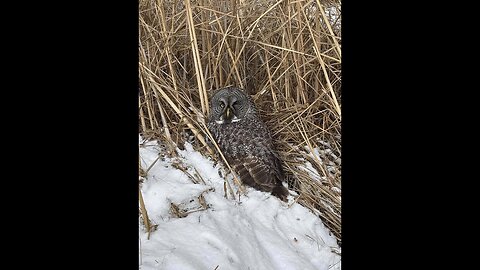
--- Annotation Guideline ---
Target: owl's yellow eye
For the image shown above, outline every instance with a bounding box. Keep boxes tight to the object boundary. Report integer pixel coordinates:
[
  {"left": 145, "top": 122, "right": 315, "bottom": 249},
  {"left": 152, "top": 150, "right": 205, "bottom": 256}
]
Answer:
[{"left": 232, "top": 101, "right": 240, "bottom": 110}]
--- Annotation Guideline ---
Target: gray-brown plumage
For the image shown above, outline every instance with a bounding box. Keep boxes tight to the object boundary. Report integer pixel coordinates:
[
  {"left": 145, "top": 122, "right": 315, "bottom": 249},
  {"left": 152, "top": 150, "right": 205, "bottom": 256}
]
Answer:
[{"left": 207, "top": 87, "right": 289, "bottom": 201}]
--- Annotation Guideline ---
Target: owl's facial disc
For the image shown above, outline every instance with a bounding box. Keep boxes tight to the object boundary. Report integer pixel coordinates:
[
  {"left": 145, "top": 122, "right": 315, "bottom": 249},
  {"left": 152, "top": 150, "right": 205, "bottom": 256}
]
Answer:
[{"left": 215, "top": 98, "right": 242, "bottom": 124}]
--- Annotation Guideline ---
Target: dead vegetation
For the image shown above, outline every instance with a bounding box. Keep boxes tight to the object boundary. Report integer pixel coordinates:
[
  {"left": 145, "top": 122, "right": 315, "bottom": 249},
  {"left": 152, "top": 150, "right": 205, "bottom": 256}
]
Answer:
[{"left": 139, "top": 0, "right": 341, "bottom": 244}]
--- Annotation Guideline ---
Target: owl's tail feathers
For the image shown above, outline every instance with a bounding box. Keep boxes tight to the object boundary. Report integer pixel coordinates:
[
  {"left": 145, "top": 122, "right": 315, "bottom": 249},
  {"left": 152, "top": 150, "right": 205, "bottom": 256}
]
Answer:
[{"left": 271, "top": 185, "right": 289, "bottom": 202}]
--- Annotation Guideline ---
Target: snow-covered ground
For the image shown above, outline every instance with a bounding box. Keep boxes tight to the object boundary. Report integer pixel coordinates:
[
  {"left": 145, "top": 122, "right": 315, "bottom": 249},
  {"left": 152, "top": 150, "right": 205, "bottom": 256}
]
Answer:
[{"left": 139, "top": 136, "right": 341, "bottom": 270}]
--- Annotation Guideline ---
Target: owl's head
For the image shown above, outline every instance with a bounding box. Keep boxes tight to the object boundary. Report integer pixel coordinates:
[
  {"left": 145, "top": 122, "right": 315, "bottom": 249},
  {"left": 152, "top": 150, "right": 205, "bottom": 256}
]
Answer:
[{"left": 209, "top": 87, "right": 255, "bottom": 124}]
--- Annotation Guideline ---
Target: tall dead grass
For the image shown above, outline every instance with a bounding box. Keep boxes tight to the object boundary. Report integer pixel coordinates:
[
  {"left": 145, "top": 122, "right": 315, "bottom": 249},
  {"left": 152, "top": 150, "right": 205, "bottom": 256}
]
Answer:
[{"left": 139, "top": 0, "right": 341, "bottom": 244}]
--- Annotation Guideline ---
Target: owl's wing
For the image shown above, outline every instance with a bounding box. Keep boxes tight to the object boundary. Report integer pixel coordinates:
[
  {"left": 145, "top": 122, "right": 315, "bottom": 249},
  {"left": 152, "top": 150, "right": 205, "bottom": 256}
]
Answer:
[{"left": 231, "top": 155, "right": 288, "bottom": 201}]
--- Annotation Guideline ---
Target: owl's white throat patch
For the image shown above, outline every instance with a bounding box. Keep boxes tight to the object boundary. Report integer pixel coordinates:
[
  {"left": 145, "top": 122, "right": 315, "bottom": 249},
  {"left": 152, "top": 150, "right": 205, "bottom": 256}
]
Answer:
[
  {"left": 216, "top": 115, "right": 242, "bottom": 124},
  {"left": 231, "top": 117, "right": 241, "bottom": 123}
]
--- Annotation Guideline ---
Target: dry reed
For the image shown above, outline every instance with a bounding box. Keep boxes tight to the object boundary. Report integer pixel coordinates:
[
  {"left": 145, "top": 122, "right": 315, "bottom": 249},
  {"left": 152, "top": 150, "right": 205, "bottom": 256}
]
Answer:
[{"left": 139, "top": 0, "right": 341, "bottom": 244}]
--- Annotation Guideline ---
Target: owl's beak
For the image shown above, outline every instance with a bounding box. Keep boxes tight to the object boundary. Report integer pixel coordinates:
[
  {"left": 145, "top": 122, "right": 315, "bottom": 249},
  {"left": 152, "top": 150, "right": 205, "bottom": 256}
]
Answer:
[
  {"left": 220, "top": 105, "right": 240, "bottom": 124},
  {"left": 225, "top": 107, "right": 232, "bottom": 119}
]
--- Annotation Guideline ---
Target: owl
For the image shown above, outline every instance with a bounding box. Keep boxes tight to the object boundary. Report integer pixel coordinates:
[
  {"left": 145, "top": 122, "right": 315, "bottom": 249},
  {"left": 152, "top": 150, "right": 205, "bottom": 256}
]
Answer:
[{"left": 207, "top": 87, "right": 289, "bottom": 201}]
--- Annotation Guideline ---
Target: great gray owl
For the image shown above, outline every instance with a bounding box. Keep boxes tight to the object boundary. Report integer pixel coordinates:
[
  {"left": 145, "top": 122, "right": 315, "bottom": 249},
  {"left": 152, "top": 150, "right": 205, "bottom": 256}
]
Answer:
[{"left": 207, "top": 87, "right": 289, "bottom": 201}]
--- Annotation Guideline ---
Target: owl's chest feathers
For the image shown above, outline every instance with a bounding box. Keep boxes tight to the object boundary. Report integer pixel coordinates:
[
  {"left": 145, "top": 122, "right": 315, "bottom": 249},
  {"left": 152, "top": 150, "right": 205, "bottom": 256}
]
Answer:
[{"left": 212, "top": 121, "right": 271, "bottom": 159}]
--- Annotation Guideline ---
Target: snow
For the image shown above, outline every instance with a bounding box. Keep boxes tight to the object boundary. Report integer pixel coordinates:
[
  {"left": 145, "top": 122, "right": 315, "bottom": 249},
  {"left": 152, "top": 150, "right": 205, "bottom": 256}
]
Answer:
[{"left": 139, "top": 136, "right": 341, "bottom": 270}]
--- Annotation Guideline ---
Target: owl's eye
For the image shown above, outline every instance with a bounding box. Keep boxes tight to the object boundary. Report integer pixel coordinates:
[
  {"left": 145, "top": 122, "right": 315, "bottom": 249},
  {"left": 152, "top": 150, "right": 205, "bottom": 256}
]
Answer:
[
  {"left": 219, "top": 102, "right": 225, "bottom": 108},
  {"left": 232, "top": 101, "right": 240, "bottom": 110}
]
